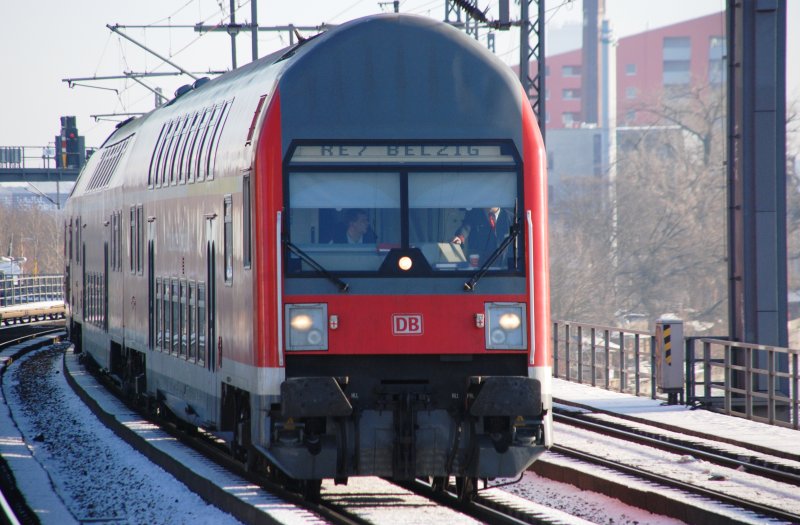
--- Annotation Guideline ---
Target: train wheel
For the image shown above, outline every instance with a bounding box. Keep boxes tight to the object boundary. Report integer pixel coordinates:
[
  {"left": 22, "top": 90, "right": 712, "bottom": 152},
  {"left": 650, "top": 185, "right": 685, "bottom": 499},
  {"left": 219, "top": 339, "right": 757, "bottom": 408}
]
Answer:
[
  {"left": 231, "top": 391, "right": 251, "bottom": 464},
  {"left": 455, "top": 476, "right": 476, "bottom": 502},
  {"left": 302, "top": 479, "right": 322, "bottom": 501},
  {"left": 431, "top": 476, "right": 447, "bottom": 493}
]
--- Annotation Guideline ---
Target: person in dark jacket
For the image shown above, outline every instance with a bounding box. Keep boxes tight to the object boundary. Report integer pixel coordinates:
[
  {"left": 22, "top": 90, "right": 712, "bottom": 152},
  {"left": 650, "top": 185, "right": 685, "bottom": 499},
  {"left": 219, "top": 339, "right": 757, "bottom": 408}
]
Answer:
[
  {"left": 332, "top": 208, "right": 377, "bottom": 244},
  {"left": 451, "top": 207, "right": 512, "bottom": 264}
]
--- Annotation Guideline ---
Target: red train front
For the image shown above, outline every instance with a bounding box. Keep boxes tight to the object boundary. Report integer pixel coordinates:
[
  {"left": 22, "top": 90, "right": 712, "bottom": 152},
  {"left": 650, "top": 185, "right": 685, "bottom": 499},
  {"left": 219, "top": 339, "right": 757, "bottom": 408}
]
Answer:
[
  {"left": 64, "top": 13, "right": 551, "bottom": 497},
  {"left": 257, "top": 15, "right": 553, "bottom": 486}
]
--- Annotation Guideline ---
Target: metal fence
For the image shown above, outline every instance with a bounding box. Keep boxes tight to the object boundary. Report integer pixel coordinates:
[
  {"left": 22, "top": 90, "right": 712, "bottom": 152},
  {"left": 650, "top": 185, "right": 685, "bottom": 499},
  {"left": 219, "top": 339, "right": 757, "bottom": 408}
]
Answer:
[
  {"left": 0, "top": 146, "right": 57, "bottom": 170},
  {"left": 0, "top": 275, "right": 64, "bottom": 307},
  {"left": 686, "top": 338, "right": 800, "bottom": 430},
  {"left": 552, "top": 321, "right": 657, "bottom": 398}
]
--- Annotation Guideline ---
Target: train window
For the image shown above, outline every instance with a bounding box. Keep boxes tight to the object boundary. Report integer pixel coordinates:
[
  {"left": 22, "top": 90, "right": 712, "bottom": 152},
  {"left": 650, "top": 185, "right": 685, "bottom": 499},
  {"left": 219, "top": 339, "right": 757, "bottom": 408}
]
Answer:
[
  {"left": 149, "top": 122, "right": 168, "bottom": 187},
  {"left": 197, "top": 282, "right": 206, "bottom": 366},
  {"left": 246, "top": 94, "right": 267, "bottom": 146},
  {"left": 243, "top": 175, "right": 251, "bottom": 269},
  {"left": 170, "top": 115, "right": 190, "bottom": 185},
  {"left": 180, "top": 279, "right": 188, "bottom": 357},
  {"left": 176, "top": 112, "right": 197, "bottom": 184},
  {"left": 286, "top": 166, "right": 522, "bottom": 276},
  {"left": 136, "top": 205, "right": 144, "bottom": 274},
  {"left": 287, "top": 172, "right": 400, "bottom": 272},
  {"left": 162, "top": 279, "right": 170, "bottom": 352},
  {"left": 158, "top": 119, "right": 178, "bottom": 187},
  {"left": 171, "top": 279, "right": 180, "bottom": 355},
  {"left": 224, "top": 195, "right": 233, "bottom": 283},
  {"left": 184, "top": 112, "right": 201, "bottom": 183},
  {"left": 188, "top": 281, "right": 196, "bottom": 362},
  {"left": 187, "top": 109, "right": 208, "bottom": 183},
  {"left": 408, "top": 172, "right": 519, "bottom": 272},
  {"left": 68, "top": 218, "right": 73, "bottom": 261},
  {"left": 195, "top": 105, "right": 218, "bottom": 182},
  {"left": 130, "top": 207, "right": 136, "bottom": 273},
  {"left": 205, "top": 101, "right": 231, "bottom": 181},
  {"left": 117, "top": 211, "right": 123, "bottom": 272},
  {"left": 155, "top": 278, "right": 162, "bottom": 350},
  {"left": 76, "top": 218, "right": 81, "bottom": 264}
]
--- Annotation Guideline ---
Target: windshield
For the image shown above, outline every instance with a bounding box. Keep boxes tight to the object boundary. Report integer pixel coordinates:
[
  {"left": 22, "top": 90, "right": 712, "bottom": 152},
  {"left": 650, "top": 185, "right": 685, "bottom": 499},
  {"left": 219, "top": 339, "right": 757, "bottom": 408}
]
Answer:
[{"left": 286, "top": 155, "right": 521, "bottom": 276}]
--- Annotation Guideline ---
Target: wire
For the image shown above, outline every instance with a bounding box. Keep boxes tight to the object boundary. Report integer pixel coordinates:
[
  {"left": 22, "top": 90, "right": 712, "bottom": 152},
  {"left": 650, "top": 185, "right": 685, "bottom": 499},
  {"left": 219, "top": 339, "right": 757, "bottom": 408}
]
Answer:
[
  {"left": 327, "top": 0, "right": 369, "bottom": 23},
  {"left": 145, "top": 0, "right": 195, "bottom": 27}
]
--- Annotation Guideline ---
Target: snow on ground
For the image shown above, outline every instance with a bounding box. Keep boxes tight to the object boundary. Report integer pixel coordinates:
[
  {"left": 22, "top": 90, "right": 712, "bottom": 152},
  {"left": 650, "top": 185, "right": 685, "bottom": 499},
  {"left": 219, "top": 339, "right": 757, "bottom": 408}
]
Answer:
[
  {"left": 498, "top": 471, "right": 688, "bottom": 525},
  {"left": 4, "top": 346, "right": 243, "bottom": 525},
  {"left": 553, "top": 422, "right": 800, "bottom": 515},
  {"left": 552, "top": 379, "right": 800, "bottom": 458}
]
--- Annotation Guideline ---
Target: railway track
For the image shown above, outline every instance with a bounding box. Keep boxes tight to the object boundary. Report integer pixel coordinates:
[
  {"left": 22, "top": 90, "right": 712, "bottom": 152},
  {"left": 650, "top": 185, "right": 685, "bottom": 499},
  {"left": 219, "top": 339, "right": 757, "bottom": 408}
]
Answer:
[
  {"left": 82, "top": 348, "right": 598, "bottom": 525},
  {"left": 552, "top": 406, "right": 800, "bottom": 524},
  {"left": 12, "top": 333, "right": 776, "bottom": 525},
  {"left": 0, "top": 325, "right": 68, "bottom": 525}
]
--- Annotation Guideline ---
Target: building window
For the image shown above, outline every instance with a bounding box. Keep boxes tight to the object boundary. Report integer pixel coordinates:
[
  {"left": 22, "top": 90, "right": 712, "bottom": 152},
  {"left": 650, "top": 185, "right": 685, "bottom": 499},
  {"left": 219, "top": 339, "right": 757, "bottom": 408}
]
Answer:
[
  {"left": 626, "top": 109, "right": 637, "bottom": 122},
  {"left": 563, "top": 88, "right": 581, "bottom": 100},
  {"left": 562, "top": 65, "right": 581, "bottom": 77},
  {"left": 562, "top": 112, "right": 580, "bottom": 126},
  {"left": 626, "top": 86, "right": 637, "bottom": 99},
  {"left": 663, "top": 36, "right": 691, "bottom": 85},
  {"left": 625, "top": 63, "right": 637, "bottom": 76},
  {"left": 545, "top": 88, "right": 550, "bottom": 100},
  {"left": 709, "top": 36, "right": 726, "bottom": 85}
]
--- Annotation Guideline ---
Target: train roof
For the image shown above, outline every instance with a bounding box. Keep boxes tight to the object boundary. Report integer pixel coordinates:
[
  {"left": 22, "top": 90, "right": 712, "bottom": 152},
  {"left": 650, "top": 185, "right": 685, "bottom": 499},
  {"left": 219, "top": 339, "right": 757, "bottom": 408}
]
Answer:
[{"left": 68, "top": 14, "right": 527, "bottom": 200}]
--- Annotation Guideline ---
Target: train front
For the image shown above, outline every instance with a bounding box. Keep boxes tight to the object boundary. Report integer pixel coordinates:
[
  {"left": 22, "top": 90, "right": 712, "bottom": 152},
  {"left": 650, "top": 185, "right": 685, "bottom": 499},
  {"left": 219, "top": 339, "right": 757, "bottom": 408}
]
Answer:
[{"left": 255, "top": 14, "right": 551, "bottom": 485}]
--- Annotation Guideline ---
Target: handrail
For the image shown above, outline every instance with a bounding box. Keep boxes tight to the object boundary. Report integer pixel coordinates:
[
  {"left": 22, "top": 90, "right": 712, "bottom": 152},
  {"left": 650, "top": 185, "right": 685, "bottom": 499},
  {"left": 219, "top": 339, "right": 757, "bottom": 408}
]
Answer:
[
  {"left": 0, "top": 275, "right": 64, "bottom": 308},
  {"left": 687, "top": 337, "right": 799, "bottom": 429},
  {"left": 552, "top": 320, "right": 657, "bottom": 399}
]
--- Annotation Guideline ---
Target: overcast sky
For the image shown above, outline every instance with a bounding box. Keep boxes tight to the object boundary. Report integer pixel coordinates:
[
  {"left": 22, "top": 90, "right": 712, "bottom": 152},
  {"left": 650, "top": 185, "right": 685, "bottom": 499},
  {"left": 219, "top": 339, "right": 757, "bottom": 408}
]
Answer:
[{"left": 0, "top": 0, "right": 796, "bottom": 150}]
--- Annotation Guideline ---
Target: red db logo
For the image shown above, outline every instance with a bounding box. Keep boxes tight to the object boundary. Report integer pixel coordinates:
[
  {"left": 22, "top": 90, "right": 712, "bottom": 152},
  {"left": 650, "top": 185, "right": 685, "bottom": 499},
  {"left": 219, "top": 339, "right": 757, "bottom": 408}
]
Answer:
[{"left": 392, "top": 314, "right": 423, "bottom": 335}]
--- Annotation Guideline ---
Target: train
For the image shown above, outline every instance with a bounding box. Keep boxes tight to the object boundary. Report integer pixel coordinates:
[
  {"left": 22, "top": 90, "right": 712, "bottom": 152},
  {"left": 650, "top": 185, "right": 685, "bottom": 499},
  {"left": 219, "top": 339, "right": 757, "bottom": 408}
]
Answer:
[{"left": 63, "top": 13, "right": 552, "bottom": 499}]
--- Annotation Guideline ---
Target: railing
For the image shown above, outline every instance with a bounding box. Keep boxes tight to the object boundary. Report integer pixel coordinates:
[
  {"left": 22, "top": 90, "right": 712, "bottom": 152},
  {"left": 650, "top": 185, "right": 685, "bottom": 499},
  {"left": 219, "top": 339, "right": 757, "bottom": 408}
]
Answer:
[
  {"left": 0, "top": 275, "right": 64, "bottom": 307},
  {"left": 0, "top": 145, "right": 58, "bottom": 170},
  {"left": 687, "top": 338, "right": 800, "bottom": 430},
  {"left": 552, "top": 321, "right": 657, "bottom": 399}
]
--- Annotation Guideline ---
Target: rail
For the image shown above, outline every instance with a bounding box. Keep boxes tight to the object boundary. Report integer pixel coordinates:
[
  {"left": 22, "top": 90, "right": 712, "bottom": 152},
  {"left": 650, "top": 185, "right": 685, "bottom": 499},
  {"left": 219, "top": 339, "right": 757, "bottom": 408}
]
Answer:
[
  {"left": 552, "top": 321, "right": 657, "bottom": 399},
  {"left": 687, "top": 337, "right": 800, "bottom": 430},
  {"left": 0, "top": 275, "right": 64, "bottom": 307}
]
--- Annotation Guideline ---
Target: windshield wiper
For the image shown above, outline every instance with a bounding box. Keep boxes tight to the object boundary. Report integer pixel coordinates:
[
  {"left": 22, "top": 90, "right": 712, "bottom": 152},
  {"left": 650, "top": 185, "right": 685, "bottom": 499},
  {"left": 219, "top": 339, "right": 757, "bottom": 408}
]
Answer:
[
  {"left": 463, "top": 218, "right": 522, "bottom": 291},
  {"left": 284, "top": 240, "right": 349, "bottom": 292}
]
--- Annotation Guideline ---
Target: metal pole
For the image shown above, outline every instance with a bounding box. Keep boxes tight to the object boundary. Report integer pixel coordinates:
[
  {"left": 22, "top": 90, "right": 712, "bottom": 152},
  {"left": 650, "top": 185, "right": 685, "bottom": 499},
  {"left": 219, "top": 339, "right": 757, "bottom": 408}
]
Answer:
[
  {"left": 519, "top": 0, "right": 529, "bottom": 104},
  {"left": 106, "top": 25, "right": 198, "bottom": 80},
  {"left": 251, "top": 0, "right": 258, "bottom": 61},
  {"left": 230, "top": 0, "right": 238, "bottom": 69}
]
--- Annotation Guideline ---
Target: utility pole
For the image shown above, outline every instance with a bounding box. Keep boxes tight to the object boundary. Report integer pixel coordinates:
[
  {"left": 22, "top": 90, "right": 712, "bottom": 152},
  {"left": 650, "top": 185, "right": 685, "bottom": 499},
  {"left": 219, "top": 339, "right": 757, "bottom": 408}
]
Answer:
[
  {"left": 229, "top": 0, "right": 238, "bottom": 69},
  {"left": 446, "top": 1, "right": 545, "bottom": 140},
  {"left": 251, "top": 0, "right": 258, "bottom": 60}
]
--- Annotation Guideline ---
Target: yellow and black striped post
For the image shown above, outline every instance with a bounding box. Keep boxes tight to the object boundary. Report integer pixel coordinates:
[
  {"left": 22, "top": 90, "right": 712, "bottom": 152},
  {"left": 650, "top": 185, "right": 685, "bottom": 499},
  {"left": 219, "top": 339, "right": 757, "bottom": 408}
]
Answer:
[{"left": 655, "top": 318, "right": 684, "bottom": 404}]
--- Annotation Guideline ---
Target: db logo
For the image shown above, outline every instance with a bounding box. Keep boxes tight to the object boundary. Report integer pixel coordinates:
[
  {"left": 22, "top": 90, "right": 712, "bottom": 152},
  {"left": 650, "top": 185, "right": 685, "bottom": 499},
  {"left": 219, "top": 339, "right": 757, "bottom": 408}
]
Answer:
[{"left": 392, "top": 314, "right": 424, "bottom": 335}]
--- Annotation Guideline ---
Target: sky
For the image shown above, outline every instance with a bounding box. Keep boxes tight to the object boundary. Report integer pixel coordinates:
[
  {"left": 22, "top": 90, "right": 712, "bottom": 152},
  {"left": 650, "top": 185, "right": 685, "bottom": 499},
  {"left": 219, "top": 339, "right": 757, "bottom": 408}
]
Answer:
[{"left": 0, "top": 0, "right": 797, "bottom": 150}]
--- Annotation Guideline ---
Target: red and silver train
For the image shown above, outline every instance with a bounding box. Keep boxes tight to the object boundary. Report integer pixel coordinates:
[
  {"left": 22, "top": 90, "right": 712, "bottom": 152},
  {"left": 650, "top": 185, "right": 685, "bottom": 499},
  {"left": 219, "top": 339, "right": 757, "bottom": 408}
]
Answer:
[{"left": 64, "top": 13, "right": 551, "bottom": 496}]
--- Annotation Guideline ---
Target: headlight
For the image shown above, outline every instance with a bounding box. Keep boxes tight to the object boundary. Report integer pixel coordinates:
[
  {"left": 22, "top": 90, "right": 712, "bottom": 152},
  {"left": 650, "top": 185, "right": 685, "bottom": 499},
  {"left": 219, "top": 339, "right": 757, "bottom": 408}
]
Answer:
[
  {"left": 485, "top": 302, "right": 526, "bottom": 350},
  {"left": 285, "top": 304, "right": 328, "bottom": 350}
]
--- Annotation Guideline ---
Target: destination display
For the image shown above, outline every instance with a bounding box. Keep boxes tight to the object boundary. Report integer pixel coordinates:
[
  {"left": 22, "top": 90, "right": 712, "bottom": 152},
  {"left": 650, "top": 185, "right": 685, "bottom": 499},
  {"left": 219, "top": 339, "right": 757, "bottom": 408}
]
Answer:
[{"left": 290, "top": 144, "right": 514, "bottom": 164}]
